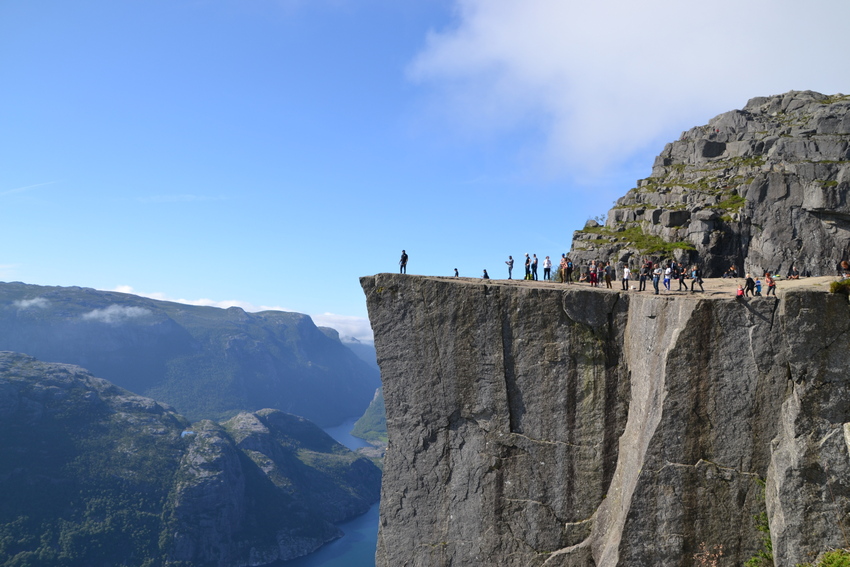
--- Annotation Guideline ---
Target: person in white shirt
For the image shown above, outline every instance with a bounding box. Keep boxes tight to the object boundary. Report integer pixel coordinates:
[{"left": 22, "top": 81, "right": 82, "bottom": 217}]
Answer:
[
  {"left": 543, "top": 256, "right": 552, "bottom": 280},
  {"left": 622, "top": 265, "right": 631, "bottom": 290}
]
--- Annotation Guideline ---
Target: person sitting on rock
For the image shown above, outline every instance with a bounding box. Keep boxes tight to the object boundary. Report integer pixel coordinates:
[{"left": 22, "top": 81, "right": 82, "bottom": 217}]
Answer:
[
  {"left": 788, "top": 266, "right": 800, "bottom": 279},
  {"left": 841, "top": 260, "right": 850, "bottom": 279},
  {"left": 736, "top": 284, "right": 745, "bottom": 299}
]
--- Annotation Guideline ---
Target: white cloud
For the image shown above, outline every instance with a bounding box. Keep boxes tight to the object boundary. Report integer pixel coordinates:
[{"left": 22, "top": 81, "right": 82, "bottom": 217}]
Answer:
[
  {"left": 108, "top": 286, "right": 372, "bottom": 341},
  {"left": 13, "top": 297, "right": 49, "bottom": 310},
  {"left": 82, "top": 305, "right": 152, "bottom": 324},
  {"left": 410, "top": 0, "right": 850, "bottom": 176},
  {"left": 311, "top": 312, "right": 374, "bottom": 343},
  {"left": 111, "top": 286, "right": 290, "bottom": 312}
]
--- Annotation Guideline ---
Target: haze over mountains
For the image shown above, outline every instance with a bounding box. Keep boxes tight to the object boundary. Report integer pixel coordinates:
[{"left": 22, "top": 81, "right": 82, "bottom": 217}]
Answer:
[{"left": 0, "top": 282, "right": 380, "bottom": 426}]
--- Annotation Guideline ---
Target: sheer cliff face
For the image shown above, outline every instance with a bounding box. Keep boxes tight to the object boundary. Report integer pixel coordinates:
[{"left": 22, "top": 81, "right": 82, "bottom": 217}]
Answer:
[{"left": 362, "top": 274, "right": 850, "bottom": 567}]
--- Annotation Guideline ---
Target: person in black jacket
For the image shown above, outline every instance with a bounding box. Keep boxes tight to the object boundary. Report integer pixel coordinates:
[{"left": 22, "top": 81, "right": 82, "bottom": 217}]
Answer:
[
  {"left": 744, "top": 274, "right": 756, "bottom": 297},
  {"left": 690, "top": 265, "right": 704, "bottom": 292}
]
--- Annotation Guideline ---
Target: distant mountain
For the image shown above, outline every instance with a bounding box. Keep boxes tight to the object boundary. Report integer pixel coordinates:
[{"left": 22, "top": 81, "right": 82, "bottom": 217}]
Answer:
[
  {"left": 0, "top": 351, "right": 381, "bottom": 567},
  {"left": 337, "top": 338, "right": 386, "bottom": 445},
  {"left": 0, "top": 282, "right": 380, "bottom": 425},
  {"left": 340, "top": 336, "right": 380, "bottom": 372}
]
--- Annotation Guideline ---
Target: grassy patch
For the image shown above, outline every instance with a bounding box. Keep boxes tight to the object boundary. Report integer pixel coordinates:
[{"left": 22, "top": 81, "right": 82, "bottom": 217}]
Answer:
[
  {"left": 818, "top": 94, "right": 850, "bottom": 105},
  {"left": 577, "top": 224, "right": 695, "bottom": 255},
  {"left": 829, "top": 280, "right": 850, "bottom": 295},
  {"left": 797, "top": 549, "right": 850, "bottom": 567},
  {"left": 717, "top": 193, "right": 747, "bottom": 212}
]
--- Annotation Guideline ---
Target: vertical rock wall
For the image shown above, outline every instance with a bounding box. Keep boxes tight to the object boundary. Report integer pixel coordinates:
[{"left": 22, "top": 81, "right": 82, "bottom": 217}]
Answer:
[{"left": 362, "top": 274, "right": 850, "bottom": 566}]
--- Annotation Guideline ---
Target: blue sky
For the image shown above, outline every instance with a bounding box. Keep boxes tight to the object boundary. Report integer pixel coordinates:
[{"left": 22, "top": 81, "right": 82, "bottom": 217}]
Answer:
[{"left": 2, "top": 0, "right": 849, "bottom": 341}]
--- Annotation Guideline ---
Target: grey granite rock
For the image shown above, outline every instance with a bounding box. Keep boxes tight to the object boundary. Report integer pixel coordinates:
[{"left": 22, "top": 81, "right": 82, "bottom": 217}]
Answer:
[
  {"left": 569, "top": 91, "right": 850, "bottom": 277},
  {"left": 362, "top": 274, "right": 850, "bottom": 566}
]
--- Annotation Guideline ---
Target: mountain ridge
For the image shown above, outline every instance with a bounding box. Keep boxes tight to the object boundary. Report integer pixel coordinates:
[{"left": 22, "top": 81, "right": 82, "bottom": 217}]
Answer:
[
  {"left": 0, "top": 350, "right": 381, "bottom": 566},
  {"left": 0, "top": 281, "right": 379, "bottom": 425}
]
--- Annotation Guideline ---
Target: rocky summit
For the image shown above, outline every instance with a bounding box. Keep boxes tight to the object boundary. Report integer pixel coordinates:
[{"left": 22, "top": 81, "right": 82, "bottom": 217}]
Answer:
[{"left": 570, "top": 90, "right": 850, "bottom": 277}]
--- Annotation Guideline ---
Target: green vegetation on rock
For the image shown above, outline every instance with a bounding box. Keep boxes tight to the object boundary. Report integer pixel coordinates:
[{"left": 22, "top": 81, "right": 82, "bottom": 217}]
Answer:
[
  {"left": 830, "top": 280, "right": 850, "bottom": 295},
  {"left": 351, "top": 387, "right": 387, "bottom": 445},
  {"left": 577, "top": 224, "right": 695, "bottom": 255},
  {"left": 798, "top": 549, "right": 850, "bottom": 567},
  {"left": 0, "top": 352, "right": 382, "bottom": 567}
]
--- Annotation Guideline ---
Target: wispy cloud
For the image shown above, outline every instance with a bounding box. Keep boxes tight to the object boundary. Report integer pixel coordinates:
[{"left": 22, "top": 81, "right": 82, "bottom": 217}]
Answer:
[
  {"left": 82, "top": 305, "right": 152, "bottom": 324},
  {"left": 0, "top": 264, "right": 17, "bottom": 279},
  {"left": 137, "top": 194, "right": 227, "bottom": 204},
  {"left": 13, "top": 297, "right": 50, "bottom": 310},
  {"left": 1, "top": 181, "right": 58, "bottom": 196},
  {"left": 110, "top": 286, "right": 291, "bottom": 312},
  {"left": 311, "top": 312, "right": 373, "bottom": 343},
  {"left": 109, "top": 285, "right": 373, "bottom": 341},
  {"left": 409, "top": 0, "right": 850, "bottom": 177}
]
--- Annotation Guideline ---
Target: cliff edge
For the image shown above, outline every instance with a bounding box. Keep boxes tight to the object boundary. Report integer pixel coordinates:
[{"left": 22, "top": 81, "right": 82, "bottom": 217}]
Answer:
[{"left": 362, "top": 274, "right": 850, "bottom": 566}]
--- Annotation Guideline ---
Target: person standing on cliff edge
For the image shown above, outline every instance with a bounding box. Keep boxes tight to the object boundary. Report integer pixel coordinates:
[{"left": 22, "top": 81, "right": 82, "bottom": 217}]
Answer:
[
  {"left": 399, "top": 250, "right": 408, "bottom": 274},
  {"left": 506, "top": 256, "right": 514, "bottom": 279}
]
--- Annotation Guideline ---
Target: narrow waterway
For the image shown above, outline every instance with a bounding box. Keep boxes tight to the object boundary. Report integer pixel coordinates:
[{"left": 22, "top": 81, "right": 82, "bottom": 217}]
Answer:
[{"left": 278, "top": 417, "right": 380, "bottom": 566}]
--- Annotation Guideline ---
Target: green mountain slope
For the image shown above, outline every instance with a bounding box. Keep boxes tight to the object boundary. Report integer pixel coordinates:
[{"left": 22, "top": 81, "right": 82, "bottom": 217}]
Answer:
[
  {"left": 0, "top": 351, "right": 381, "bottom": 567},
  {"left": 351, "top": 387, "right": 387, "bottom": 445},
  {"left": 0, "top": 282, "right": 380, "bottom": 425}
]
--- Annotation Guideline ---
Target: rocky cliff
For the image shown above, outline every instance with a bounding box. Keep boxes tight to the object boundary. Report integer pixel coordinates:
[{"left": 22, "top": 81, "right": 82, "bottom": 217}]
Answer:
[
  {"left": 362, "top": 274, "right": 850, "bottom": 566},
  {"left": 570, "top": 91, "right": 850, "bottom": 277},
  {"left": 0, "top": 351, "right": 381, "bottom": 567}
]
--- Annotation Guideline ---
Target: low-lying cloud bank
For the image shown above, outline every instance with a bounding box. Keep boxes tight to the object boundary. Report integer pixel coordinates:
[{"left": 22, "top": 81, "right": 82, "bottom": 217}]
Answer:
[
  {"left": 13, "top": 297, "right": 50, "bottom": 310},
  {"left": 82, "top": 305, "right": 152, "bottom": 324}
]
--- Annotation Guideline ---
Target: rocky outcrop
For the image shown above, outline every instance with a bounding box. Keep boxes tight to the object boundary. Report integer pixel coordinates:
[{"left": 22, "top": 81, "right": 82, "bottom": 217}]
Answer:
[
  {"left": 570, "top": 91, "right": 850, "bottom": 277},
  {"left": 0, "top": 351, "right": 382, "bottom": 567},
  {"left": 362, "top": 274, "right": 850, "bottom": 566}
]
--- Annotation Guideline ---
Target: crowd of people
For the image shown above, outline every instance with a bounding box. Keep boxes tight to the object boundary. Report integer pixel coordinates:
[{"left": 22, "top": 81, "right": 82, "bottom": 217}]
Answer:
[{"left": 397, "top": 250, "right": 850, "bottom": 293}]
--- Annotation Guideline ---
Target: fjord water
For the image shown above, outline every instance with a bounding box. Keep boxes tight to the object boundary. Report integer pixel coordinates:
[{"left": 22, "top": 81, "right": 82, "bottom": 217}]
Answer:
[{"left": 278, "top": 417, "right": 380, "bottom": 566}]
